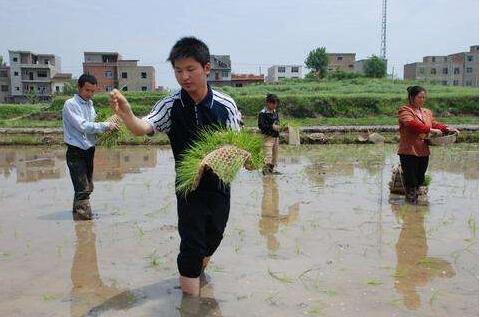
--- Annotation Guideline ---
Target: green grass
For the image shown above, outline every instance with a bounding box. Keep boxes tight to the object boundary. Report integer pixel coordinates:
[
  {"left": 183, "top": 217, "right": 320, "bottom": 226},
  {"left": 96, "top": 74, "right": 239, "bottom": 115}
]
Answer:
[{"left": 243, "top": 115, "right": 478, "bottom": 127}]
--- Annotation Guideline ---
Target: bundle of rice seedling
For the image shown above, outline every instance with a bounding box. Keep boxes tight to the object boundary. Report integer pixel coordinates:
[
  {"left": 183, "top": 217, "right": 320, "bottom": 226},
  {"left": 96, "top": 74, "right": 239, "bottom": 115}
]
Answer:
[
  {"left": 97, "top": 114, "right": 129, "bottom": 147},
  {"left": 176, "top": 128, "right": 264, "bottom": 194}
]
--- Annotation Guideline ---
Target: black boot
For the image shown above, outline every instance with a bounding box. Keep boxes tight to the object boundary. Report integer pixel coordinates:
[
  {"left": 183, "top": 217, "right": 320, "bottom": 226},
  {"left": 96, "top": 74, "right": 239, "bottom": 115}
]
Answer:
[
  {"left": 405, "top": 188, "right": 418, "bottom": 204},
  {"left": 73, "top": 199, "right": 92, "bottom": 220}
]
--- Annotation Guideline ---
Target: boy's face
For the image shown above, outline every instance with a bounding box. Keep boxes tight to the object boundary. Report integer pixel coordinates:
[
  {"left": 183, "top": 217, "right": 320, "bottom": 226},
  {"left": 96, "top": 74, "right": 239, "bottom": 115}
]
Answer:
[
  {"left": 173, "top": 57, "right": 211, "bottom": 94},
  {"left": 266, "top": 101, "right": 278, "bottom": 111},
  {"left": 78, "top": 82, "right": 96, "bottom": 101}
]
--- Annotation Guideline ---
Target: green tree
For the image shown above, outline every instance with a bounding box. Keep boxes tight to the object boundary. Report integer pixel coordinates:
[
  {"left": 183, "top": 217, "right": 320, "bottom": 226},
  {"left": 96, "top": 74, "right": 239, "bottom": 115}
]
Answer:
[
  {"left": 363, "top": 55, "right": 387, "bottom": 78},
  {"left": 305, "top": 47, "right": 329, "bottom": 79},
  {"left": 61, "top": 79, "right": 78, "bottom": 96}
]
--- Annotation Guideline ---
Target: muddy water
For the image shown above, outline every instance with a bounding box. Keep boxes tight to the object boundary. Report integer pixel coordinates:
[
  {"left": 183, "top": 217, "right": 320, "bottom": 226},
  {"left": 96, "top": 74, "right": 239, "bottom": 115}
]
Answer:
[{"left": 0, "top": 144, "right": 477, "bottom": 317}]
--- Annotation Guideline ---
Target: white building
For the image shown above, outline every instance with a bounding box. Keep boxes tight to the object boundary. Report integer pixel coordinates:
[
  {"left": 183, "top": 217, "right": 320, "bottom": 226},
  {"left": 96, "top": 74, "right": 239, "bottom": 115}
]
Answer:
[{"left": 266, "top": 65, "right": 303, "bottom": 82}]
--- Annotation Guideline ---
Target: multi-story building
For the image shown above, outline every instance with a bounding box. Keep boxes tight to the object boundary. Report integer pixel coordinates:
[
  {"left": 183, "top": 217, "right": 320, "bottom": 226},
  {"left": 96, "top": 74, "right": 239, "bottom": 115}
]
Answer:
[
  {"left": 83, "top": 52, "right": 156, "bottom": 92},
  {"left": 0, "top": 65, "right": 10, "bottom": 103},
  {"left": 266, "top": 65, "right": 303, "bottom": 82},
  {"left": 327, "top": 53, "right": 356, "bottom": 73},
  {"left": 404, "top": 45, "right": 479, "bottom": 87},
  {"left": 207, "top": 55, "right": 232, "bottom": 86},
  {"left": 8, "top": 50, "right": 72, "bottom": 102}
]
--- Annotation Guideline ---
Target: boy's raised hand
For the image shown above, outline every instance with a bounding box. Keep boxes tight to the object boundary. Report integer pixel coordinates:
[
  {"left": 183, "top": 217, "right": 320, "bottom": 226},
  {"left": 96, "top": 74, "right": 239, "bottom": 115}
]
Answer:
[{"left": 109, "top": 89, "right": 132, "bottom": 119}]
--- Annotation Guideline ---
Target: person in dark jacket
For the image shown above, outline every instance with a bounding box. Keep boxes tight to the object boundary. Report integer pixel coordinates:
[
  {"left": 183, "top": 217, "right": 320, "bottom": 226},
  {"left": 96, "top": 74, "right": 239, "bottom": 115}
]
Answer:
[{"left": 258, "top": 94, "right": 281, "bottom": 174}]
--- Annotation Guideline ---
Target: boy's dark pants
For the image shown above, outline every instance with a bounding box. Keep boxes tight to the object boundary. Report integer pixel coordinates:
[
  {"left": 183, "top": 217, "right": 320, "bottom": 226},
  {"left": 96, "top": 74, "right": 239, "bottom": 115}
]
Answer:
[
  {"left": 176, "top": 190, "right": 230, "bottom": 278},
  {"left": 66, "top": 144, "right": 95, "bottom": 209}
]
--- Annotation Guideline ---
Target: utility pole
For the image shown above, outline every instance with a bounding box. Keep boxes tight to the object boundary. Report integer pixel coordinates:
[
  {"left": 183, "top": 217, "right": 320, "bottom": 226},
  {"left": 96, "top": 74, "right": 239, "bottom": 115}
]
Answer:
[{"left": 380, "top": 0, "right": 387, "bottom": 60}]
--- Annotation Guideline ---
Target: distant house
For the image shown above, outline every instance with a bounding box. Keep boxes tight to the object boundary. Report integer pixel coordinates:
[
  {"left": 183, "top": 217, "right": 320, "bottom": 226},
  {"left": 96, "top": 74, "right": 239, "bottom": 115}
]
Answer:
[
  {"left": 83, "top": 52, "right": 156, "bottom": 92},
  {"left": 8, "top": 50, "right": 72, "bottom": 103},
  {"left": 404, "top": 45, "right": 479, "bottom": 87},
  {"left": 230, "top": 74, "right": 264, "bottom": 87},
  {"left": 327, "top": 53, "right": 356, "bottom": 73},
  {"left": 266, "top": 65, "right": 303, "bottom": 82},
  {"left": 207, "top": 55, "right": 232, "bottom": 86}
]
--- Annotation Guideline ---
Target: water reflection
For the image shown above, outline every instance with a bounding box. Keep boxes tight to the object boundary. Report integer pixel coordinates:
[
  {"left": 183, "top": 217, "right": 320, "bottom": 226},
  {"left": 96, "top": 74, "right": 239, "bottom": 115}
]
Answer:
[
  {"left": 392, "top": 203, "right": 455, "bottom": 310},
  {"left": 71, "top": 220, "right": 129, "bottom": 317},
  {"left": 0, "top": 147, "right": 157, "bottom": 183},
  {"left": 259, "top": 175, "right": 300, "bottom": 252}
]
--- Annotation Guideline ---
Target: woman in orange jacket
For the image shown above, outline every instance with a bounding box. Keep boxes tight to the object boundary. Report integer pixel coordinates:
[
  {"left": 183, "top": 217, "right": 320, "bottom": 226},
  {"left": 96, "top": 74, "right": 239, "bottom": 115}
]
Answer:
[{"left": 397, "top": 86, "right": 459, "bottom": 203}]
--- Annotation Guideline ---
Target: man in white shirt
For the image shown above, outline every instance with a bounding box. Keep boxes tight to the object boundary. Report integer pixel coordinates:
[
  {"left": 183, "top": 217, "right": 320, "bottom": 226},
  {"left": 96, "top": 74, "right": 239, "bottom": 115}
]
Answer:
[{"left": 62, "top": 74, "right": 117, "bottom": 220}]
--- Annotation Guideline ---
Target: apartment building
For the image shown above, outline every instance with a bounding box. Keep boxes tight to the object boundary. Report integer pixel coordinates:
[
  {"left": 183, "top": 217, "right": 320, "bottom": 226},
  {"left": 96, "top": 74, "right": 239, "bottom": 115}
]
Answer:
[
  {"left": 8, "top": 50, "right": 72, "bottom": 102},
  {"left": 404, "top": 45, "right": 479, "bottom": 87},
  {"left": 83, "top": 52, "right": 156, "bottom": 92}
]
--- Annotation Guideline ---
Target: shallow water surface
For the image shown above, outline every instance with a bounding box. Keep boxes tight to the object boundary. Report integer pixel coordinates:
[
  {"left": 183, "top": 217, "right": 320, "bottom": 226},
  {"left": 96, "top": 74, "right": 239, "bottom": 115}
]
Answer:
[{"left": 0, "top": 144, "right": 477, "bottom": 317}]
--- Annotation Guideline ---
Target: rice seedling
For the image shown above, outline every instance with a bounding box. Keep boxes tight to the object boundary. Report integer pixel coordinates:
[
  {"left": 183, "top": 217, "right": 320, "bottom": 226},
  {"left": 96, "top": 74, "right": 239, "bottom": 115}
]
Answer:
[
  {"left": 429, "top": 289, "right": 441, "bottom": 306},
  {"left": 146, "top": 249, "right": 163, "bottom": 268},
  {"left": 466, "top": 214, "right": 477, "bottom": 241},
  {"left": 97, "top": 114, "right": 129, "bottom": 147},
  {"left": 176, "top": 127, "right": 264, "bottom": 194},
  {"left": 366, "top": 278, "right": 383, "bottom": 286},
  {"left": 268, "top": 268, "right": 295, "bottom": 284}
]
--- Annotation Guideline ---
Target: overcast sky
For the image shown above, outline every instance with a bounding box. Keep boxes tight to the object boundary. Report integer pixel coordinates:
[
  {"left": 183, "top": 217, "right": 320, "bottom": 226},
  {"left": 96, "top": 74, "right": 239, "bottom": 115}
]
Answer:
[{"left": 0, "top": 0, "right": 478, "bottom": 89}]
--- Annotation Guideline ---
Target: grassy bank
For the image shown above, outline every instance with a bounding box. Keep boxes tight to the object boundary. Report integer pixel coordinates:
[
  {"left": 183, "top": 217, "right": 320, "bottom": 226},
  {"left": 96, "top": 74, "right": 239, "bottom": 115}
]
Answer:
[{"left": 0, "top": 78, "right": 478, "bottom": 129}]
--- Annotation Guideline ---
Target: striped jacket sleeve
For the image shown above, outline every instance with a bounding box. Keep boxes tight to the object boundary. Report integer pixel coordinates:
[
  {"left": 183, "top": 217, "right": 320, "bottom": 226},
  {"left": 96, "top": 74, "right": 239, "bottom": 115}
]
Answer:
[{"left": 142, "top": 96, "right": 175, "bottom": 134}]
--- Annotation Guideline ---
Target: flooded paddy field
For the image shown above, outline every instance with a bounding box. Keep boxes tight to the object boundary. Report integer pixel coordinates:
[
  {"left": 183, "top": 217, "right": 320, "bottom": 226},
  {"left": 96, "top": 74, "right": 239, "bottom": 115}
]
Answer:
[{"left": 0, "top": 144, "right": 477, "bottom": 317}]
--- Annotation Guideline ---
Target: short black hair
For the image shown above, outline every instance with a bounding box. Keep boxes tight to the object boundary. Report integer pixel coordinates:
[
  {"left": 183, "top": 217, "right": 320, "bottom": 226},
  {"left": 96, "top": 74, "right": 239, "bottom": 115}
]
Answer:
[
  {"left": 407, "top": 85, "right": 426, "bottom": 104},
  {"left": 78, "top": 74, "right": 97, "bottom": 88},
  {"left": 266, "top": 93, "right": 280, "bottom": 104},
  {"left": 167, "top": 37, "right": 210, "bottom": 67}
]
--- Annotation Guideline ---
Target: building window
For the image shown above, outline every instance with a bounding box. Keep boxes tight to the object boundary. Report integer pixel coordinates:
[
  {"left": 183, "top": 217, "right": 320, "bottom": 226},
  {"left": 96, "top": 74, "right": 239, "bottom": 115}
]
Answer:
[
  {"left": 291, "top": 66, "right": 299, "bottom": 73},
  {"left": 105, "top": 71, "right": 113, "bottom": 78},
  {"left": 466, "top": 80, "right": 472, "bottom": 86},
  {"left": 453, "top": 80, "right": 459, "bottom": 86},
  {"left": 337, "top": 56, "right": 343, "bottom": 61},
  {"left": 14, "top": 71, "right": 19, "bottom": 76},
  {"left": 278, "top": 66, "right": 286, "bottom": 73},
  {"left": 141, "top": 72, "right": 147, "bottom": 79},
  {"left": 442, "top": 68, "right": 448, "bottom": 74},
  {"left": 454, "top": 68, "right": 460, "bottom": 74},
  {"left": 55, "top": 86, "right": 60, "bottom": 92},
  {"left": 0, "top": 71, "right": 7, "bottom": 78},
  {"left": 432, "top": 57, "right": 436, "bottom": 62},
  {"left": 141, "top": 86, "right": 147, "bottom": 91},
  {"left": 16, "top": 87, "right": 19, "bottom": 91},
  {"left": 441, "top": 81, "right": 448, "bottom": 86},
  {"left": 37, "top": 70, "right": 48, "bottom": 78},
  {"left": 278, "top": 76, "right": 285, "bottom": 80},
  {"left": 467, "top": 55, "right": 473, "bottom": 62},
  {"left": 419, "top": 68, "right": 424, "bottom": 74},
  {"left": 13, "top": 57, "right": 18, "bottom": 62},
  {"left": 121, "top": 72, "right": 128, "bottom": 79},
  {"left": 1, "top": 85, "right": 8, "bottom": 92},
  {"left": 44, "top": 59, "right": 49, "bottom": 65},
  {"left": 430, "top": 68, "right": 436, "bottom": 75},
  {"left": 348, "top": 64, "right": 354, "bottom": 68},
  {"left": 122, "top": 86, "right": 128, "bottom": 91},
  {"left": 444, "top": 57, "right": 448, "bottom": 62},
  {"left": 105, "top": 86, "right": 113, "bottom": 92},
  {"left": 466, "top": 67, "right": 473, "bottom": 73},
  {"left": 221, "top": 70, "right": 229, "bottom": 78}
]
